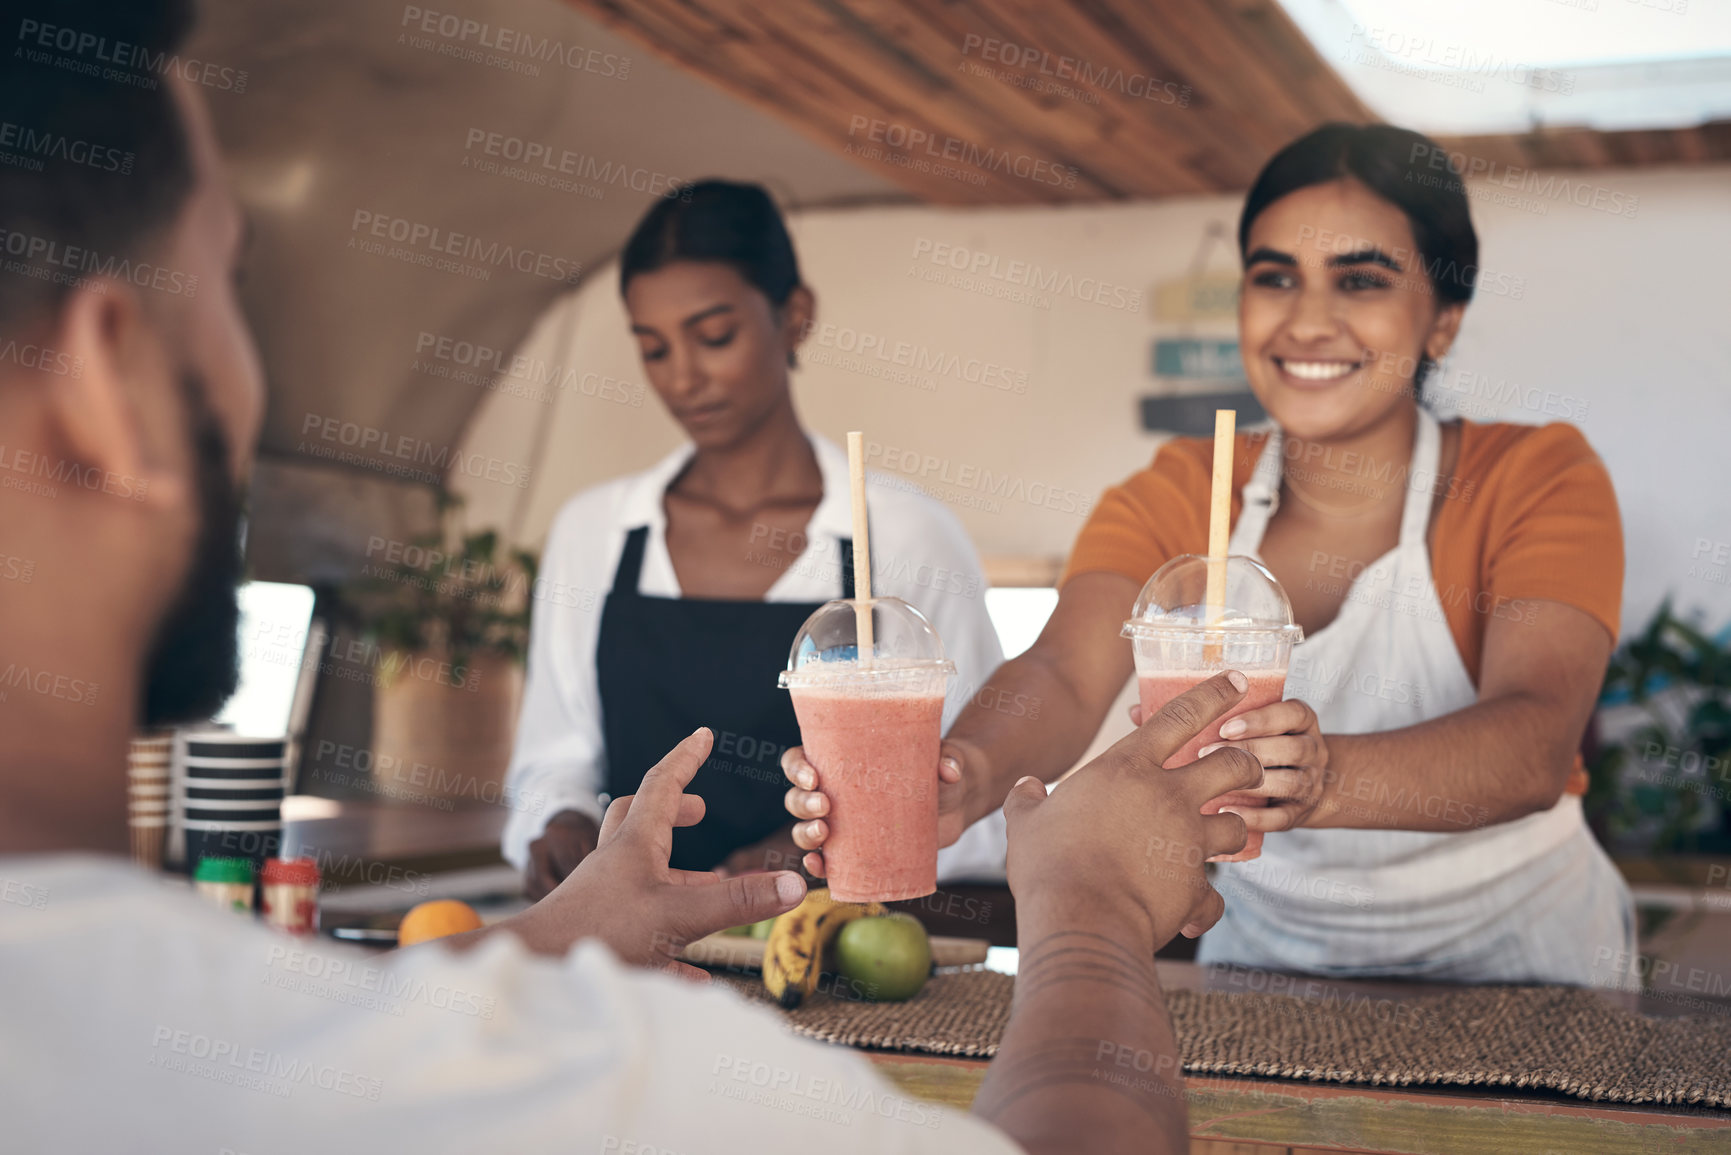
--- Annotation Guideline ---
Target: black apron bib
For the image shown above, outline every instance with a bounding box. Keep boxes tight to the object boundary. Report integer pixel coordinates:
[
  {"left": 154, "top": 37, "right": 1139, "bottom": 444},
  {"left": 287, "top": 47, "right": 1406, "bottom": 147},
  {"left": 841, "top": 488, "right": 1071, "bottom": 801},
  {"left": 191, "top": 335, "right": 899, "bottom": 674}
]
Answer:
[{"left": 596, "top": 526, "right": 853, "bottom": 871}]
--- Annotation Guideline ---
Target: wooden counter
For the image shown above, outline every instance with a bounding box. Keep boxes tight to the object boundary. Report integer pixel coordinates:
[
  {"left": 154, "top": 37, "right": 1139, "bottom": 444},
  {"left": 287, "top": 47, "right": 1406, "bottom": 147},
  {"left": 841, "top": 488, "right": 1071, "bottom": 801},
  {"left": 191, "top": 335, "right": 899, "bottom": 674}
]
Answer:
[{"left": 866, "top": 961, "right": 1731, "bottom": 1154}]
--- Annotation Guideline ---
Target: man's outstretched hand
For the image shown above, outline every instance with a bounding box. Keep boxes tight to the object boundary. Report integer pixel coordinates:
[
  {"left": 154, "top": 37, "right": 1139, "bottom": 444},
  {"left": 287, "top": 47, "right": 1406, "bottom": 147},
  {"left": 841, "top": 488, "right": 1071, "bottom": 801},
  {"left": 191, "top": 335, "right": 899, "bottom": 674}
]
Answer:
[
  {"left": 455, "top": 729, "right": 808, "bottom": 979},
  {"left": 1005, "top": 671, "right": 1264, "bottom": 947}
]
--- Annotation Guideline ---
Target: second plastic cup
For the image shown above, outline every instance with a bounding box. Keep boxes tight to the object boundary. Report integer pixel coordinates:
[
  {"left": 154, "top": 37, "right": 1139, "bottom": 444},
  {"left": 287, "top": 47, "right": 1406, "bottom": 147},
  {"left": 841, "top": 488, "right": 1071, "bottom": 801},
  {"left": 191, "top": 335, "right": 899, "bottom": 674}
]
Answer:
[
  {"left": 780, "top": 597, "right": 954, "bottom": 902},
  {"left": 1123, "top": 555, "right": 1303, "bottom": 862}
]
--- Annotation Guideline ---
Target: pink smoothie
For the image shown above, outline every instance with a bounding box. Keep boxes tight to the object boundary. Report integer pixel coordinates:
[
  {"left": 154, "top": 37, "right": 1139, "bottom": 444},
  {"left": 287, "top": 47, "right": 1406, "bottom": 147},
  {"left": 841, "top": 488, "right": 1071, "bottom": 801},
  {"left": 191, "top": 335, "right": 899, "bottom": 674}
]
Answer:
[
  {"left": 1136, "top": 667, "right": 1287, "bottom": 862},
  {"left": 790, "top": 686, "right": 944, "bottom": 902}
]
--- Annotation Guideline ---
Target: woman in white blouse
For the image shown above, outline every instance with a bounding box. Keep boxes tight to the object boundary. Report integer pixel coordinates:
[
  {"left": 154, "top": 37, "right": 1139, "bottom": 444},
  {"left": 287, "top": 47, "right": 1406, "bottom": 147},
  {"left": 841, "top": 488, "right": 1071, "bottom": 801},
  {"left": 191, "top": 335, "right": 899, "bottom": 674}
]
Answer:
[{"left": 503, "top": 180, "right": 1007, "bottom": 897}]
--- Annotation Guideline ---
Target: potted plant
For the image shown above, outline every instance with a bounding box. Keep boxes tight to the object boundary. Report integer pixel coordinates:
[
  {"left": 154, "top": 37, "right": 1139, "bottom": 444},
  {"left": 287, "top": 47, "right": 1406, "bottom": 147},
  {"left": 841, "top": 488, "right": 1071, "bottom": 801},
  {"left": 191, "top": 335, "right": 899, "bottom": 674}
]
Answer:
[
  {"left": 341, "top": 493, "right": 538, "bottom": 807},
  {"left": 1587, "top": 599, "right": 1731, "bottom": 859}
]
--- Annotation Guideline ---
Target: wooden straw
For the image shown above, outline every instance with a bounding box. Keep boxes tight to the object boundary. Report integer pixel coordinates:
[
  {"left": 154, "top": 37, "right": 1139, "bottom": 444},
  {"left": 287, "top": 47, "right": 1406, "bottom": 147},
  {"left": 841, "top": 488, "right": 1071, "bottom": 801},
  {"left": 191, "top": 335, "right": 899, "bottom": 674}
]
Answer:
[
  {"left": 1205, "top": 410, "right": 1235, "bottom": 660},
  {"left": 846, "top": 431, "right": 874, "bottom": 666}
]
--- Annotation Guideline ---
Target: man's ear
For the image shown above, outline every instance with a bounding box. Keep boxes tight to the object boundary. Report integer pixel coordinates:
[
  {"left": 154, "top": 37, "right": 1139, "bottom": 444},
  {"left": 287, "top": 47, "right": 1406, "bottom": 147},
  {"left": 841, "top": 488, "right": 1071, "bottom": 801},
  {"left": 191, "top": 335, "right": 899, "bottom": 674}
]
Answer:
[{"left": 43, "top": 279, "right": 188, "bottom": 512}]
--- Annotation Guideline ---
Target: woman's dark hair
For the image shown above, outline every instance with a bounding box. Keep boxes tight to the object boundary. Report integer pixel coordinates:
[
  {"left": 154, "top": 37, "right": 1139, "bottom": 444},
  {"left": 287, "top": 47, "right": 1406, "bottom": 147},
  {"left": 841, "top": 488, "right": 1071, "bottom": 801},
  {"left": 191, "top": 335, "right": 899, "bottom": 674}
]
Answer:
[
  {"left": 619, "top": 179, "right": 803, "bottom": 306},
  {"left": 1238, "top": 123, "right": 1478, "bottom": 392}
]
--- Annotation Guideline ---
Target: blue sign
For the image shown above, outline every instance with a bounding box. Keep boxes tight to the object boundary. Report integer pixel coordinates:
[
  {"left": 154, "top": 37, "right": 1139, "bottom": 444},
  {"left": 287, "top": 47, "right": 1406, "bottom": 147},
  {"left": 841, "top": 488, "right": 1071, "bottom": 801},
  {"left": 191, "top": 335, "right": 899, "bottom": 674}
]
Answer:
[{"left": 1153, "top": 338, "right": 1244, "bottom": 381}]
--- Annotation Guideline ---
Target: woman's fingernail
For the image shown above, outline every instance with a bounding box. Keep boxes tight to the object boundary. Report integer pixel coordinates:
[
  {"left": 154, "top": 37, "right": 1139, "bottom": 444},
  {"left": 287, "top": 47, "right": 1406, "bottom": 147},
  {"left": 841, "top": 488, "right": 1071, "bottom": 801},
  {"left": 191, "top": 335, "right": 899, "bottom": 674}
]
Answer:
[
  {"left": 1220, "top": 719, "right": 1246, "bottom": 738},
  {"left": 799, "top": 771, "right": 814, "bottom": 790},
  {"left": 1227, "top": 670, "right": 1248, "bottom": 692},
  {"left": 805, "top": 795, "right": 823, "bottom": 815},
  {"left": 803, "top": 821, "right": 823, "bottom": 841},
  {"left": 775, "top": 872, "right": 806, "bottom": 905},
  {"left": 1198, "top": 744, "right": 1222, "bottom": 757}
]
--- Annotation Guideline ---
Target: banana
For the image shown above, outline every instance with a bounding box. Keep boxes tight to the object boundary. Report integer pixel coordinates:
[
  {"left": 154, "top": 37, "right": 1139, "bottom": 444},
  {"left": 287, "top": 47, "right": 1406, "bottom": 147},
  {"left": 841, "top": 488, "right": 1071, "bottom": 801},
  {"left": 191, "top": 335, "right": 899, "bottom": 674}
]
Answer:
[{"left": 761, "top": 888, "right": 887, "bottom": 1009}]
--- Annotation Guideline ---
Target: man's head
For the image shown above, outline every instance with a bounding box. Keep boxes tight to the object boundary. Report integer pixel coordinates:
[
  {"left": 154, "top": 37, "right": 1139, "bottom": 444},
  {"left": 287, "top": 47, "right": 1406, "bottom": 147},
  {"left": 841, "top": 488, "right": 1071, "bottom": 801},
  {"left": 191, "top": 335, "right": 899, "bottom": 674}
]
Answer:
[{"left": 0, "top": 0, "right": 264, "bottom": 730}]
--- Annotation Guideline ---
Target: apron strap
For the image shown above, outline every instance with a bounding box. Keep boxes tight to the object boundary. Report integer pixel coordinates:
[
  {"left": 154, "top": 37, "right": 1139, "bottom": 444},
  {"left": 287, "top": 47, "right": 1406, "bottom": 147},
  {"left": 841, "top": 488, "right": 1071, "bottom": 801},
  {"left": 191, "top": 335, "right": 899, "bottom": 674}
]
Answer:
[
  {"left": 1398, "top": 408, "right": 1442, "bottom": 548},
  {"left": 609, "top": 526, "right": 650, "bottom": 596},
  {"left": 839, "top": 537, "right": 856, "bottom": 600}
]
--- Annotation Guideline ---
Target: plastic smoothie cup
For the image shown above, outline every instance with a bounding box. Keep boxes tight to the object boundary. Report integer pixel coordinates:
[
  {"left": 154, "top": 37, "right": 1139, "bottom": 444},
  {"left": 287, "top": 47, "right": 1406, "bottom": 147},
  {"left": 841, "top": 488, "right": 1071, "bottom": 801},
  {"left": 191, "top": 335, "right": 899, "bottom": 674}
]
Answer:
[
  {"left": 780, "top": 596, "right": 954, "bottom": 902},
  {"left": 1122, "top": 554, "right": 1303, "bottom": 862}
]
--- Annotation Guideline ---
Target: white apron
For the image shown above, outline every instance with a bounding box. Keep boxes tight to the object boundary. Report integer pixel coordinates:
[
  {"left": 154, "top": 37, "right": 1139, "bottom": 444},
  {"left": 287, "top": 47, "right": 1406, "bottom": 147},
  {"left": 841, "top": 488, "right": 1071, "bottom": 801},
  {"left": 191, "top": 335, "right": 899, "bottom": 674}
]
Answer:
[{"left": 1200, "top": 408, "right": 1636, "bottom": 986}]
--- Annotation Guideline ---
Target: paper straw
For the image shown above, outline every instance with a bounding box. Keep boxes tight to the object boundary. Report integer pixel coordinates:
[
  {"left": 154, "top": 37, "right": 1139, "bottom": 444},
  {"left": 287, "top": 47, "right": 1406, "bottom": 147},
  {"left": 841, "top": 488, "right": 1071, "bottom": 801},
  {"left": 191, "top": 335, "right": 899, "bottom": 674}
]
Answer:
[
  {"left": 1205, "top": 410, "right": 1235, "bottom": 660},
  {"left": 846, "top": 431, "right": 874, "bottom": 667}
]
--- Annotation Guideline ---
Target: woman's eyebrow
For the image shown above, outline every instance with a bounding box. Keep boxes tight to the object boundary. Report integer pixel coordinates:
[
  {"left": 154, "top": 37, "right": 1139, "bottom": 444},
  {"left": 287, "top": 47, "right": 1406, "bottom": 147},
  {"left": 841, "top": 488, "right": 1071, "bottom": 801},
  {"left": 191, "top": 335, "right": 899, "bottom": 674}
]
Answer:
[
  {"left": 680, "top": 303, "right": 735, "bottom": 328},
  {"left": 1245, "top": 246, "right": 1295, "bottom": 266},
  {"left": 1328, "top": 247, "right": 1405, "bottom": 273}
]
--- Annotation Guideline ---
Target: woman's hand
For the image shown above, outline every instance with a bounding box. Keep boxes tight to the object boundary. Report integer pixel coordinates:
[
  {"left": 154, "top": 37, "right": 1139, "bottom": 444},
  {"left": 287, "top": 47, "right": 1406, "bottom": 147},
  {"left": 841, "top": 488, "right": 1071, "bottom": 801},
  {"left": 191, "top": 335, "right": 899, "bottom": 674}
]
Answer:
[
  {"left": 1125, "top": 697, "right": 1329, "bottom": 858},
  {"left": 524, "top": 809, "right": 602, "bottom": 901},
  {"left": 713, "top": 824, "right": 806, "bottom": 879},
  {"left": 1205, "top": 698, "right": 1330, "bottom": 835},
  {"left": 781, "top": 740, "right": 974, "bottom": 879}
]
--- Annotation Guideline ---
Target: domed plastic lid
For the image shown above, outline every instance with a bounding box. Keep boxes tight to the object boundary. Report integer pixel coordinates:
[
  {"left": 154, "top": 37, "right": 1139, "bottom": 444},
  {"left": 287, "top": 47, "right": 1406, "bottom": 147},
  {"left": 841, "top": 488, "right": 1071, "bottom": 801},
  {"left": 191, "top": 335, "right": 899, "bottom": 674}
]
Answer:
[
  {"left": 1122, "top": 554, "right": 1304, "bottom": 643},
  {"left": 779, "top": 596, "right": 955, "bottom": 688}
]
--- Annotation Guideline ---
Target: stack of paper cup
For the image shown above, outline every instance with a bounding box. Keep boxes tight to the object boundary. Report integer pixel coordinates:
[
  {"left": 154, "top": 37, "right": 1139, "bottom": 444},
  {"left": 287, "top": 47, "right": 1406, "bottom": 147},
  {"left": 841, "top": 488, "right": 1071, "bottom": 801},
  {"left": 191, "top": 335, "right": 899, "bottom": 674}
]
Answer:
[
  {"left": 126, "top": 732, "right": 175, "bottom": 869},
  {"left": 179, "top": 731, "right": 289, "bottom": 874}
]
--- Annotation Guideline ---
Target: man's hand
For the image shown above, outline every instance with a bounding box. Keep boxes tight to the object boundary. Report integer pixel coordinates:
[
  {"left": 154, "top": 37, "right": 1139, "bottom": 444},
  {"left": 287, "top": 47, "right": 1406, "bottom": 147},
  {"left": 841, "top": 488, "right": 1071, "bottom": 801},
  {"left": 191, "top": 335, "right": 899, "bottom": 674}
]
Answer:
[
  {"left": 524, "top": 809, "right": 601, "bottom": 900},
  {"left": 1013, "top": 672, "right": 1263, "bottom": 946},
  {"left": 782, "top": 739, "right": 974, "bottom": 878},
  {"left": 489, "top": 730, "right": 808, "bottom": 978}
]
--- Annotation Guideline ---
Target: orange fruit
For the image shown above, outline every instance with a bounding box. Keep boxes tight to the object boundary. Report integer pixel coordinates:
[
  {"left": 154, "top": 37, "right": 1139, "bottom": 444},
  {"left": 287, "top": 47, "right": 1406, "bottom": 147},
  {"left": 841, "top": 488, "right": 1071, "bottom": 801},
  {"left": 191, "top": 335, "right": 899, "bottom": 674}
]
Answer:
[{"left": 397, "top": 899, "right": 483, "bottom": 946}]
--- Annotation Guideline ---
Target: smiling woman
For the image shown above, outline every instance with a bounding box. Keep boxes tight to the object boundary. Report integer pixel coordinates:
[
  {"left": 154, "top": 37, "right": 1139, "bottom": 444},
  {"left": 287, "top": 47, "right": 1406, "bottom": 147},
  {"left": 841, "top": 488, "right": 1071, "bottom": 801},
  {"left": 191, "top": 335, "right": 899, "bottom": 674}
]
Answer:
[{"left": 784, "top": 123, "right": 1636, "bottom": 988}]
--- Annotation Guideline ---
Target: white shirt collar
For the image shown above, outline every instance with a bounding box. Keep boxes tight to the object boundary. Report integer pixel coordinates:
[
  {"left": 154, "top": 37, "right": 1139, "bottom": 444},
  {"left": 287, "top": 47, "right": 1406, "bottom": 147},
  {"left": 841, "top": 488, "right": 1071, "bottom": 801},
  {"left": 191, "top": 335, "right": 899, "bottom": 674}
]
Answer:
[{"left": 615, "top": 432, "right": 856, "bottom": 542}]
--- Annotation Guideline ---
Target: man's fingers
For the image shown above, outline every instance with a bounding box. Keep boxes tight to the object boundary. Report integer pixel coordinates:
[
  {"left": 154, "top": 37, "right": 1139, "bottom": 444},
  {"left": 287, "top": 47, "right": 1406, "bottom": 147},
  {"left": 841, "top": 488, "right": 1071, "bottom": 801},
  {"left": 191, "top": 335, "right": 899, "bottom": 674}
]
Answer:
[
  {"left": 678, "top": 871, "right": 808, "bottom": 941},
  {"left": 603, "top": 788, "right": 708, "bottom": 842},
  {"left": 625, "top": 728, "right": 716, "bottom": 834},
  {"left": 791, "top": 819, "right": 828, "bottom": 851},
  {"left": 660, "top": 958, "right": 713, "bottom": 984},
  {"left": 1180, "top": 744, "right": 1264, "bottom": 807},
  {"left": 1000, "top": 775, "right": 1048, "bottom": 831},
  {"left": 1201, "top": 810, "right": 1250, "bottom": 860},
  {"left": 1137, "top": 672, "right": 1250, "bottom": 767},
  {"left": 598, "top": 796, "right": 631, "bottom": 845},
  {"left": 1180, "top": 886, "right": 1225, "bottom": 939},
  {"left": 780, "top": 746, "right": 817, "bottom": 791},
  {"left": 667, "top": 868, "right": 720, "bottom": 886}
]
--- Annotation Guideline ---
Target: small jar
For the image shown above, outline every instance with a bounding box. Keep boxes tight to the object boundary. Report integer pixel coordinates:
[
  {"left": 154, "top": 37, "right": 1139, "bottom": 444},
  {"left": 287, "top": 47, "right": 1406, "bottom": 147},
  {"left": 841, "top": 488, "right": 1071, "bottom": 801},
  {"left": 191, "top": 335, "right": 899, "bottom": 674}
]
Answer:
[
  {"left": 261, "top": 857, "right": 320, "bottom": 934},
  {"left": 192, "top": 857, "right": 254, "bottom": 913}
]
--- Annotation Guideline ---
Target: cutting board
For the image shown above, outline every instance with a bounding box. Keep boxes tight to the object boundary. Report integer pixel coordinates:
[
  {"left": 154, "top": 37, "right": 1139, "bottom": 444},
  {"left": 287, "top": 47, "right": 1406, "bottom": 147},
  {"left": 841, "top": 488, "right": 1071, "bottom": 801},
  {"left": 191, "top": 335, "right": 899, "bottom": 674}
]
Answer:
[{"left": 680, "top": 932, "right": 989, "bottom": 971}]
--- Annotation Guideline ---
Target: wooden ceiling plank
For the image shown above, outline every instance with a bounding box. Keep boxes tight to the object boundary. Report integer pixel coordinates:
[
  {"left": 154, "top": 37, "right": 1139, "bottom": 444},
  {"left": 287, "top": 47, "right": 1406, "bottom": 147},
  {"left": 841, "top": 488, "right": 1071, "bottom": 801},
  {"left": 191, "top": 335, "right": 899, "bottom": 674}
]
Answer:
[
  {"left": 569, "top": 0, "right": 992, "bottom": 202},
  {"left": 952, "top": 0, "right": 1253, "bottom": 190},
  {"left": 849, "top": 0, "right": 1218, "bottom": 195},
  {"left": 709, "top": 0, "right": 1125, "bottom": 201}
]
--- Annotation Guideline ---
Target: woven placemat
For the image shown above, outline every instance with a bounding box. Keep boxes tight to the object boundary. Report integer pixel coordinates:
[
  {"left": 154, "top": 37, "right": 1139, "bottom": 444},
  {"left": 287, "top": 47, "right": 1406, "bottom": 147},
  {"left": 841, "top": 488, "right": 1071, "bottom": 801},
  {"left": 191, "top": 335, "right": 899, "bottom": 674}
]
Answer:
[{"left": 719, "top": 971, "right": 1731, "bottom": 1108}]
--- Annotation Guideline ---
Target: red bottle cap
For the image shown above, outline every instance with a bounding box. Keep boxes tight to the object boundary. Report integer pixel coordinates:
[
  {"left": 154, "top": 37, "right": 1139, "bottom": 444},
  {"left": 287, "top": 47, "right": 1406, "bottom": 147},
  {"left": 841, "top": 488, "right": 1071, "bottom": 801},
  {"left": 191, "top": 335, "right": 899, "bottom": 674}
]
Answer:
[{"left": 262, "top": 857, "right": 320, "bottom": 886}]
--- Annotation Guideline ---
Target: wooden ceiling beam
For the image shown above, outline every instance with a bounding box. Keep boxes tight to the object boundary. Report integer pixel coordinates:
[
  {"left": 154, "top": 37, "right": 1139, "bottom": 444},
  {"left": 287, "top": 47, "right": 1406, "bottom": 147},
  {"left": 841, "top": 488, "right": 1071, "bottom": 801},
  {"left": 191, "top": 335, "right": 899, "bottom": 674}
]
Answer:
[{"left": 565, "top": 0, "right": 1731, "bottom": 204}]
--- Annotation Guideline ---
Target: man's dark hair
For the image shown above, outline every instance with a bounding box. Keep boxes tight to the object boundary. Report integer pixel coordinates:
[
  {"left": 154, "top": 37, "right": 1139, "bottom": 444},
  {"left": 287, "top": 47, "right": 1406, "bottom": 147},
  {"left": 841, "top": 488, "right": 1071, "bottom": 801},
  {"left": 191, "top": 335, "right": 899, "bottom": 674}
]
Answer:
[
  {"left": 1238, "top": 123, "right": 1479, "bottom": 392},
  {"left": 0, "top": 0, "right": 197, "bottom": 327}
]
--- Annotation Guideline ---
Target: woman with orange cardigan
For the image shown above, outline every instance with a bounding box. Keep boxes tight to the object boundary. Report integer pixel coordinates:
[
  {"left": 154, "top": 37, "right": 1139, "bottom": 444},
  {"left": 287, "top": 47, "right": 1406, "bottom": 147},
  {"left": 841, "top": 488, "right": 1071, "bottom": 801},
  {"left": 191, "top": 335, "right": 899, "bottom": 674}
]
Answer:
[{"left": 785, "top": 123, "right": 1634, "bottom": 986}]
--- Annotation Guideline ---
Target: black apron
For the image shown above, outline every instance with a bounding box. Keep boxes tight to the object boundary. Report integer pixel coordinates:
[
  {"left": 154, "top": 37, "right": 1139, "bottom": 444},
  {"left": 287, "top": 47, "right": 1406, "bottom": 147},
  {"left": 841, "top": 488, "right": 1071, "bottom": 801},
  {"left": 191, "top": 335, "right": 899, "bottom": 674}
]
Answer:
[{"left": 596, "top": 526, "right": 853, "bottom": 871}]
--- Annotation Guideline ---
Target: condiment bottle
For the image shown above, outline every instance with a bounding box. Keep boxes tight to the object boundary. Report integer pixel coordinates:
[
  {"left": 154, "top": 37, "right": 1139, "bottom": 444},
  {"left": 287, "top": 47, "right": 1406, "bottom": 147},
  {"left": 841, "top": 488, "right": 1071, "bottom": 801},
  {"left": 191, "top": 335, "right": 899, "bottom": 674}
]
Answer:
[
  {"left": 192, "top": 857, "right": 254, "bottom": 913},
  {"left": 261, "top": 857, "right": 320, "bottom": 934}
]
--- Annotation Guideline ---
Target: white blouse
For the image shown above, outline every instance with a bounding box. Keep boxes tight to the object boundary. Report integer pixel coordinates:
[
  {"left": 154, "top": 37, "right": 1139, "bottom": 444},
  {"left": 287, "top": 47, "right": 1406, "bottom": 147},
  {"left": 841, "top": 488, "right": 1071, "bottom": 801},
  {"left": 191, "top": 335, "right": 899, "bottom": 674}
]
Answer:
[{"left": 502, "top": 434, "right": 1010, "bottom": 881}]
